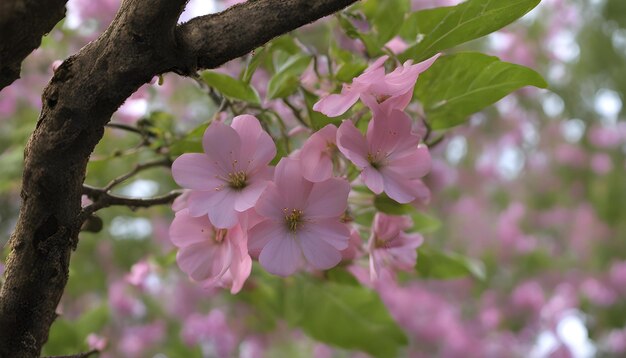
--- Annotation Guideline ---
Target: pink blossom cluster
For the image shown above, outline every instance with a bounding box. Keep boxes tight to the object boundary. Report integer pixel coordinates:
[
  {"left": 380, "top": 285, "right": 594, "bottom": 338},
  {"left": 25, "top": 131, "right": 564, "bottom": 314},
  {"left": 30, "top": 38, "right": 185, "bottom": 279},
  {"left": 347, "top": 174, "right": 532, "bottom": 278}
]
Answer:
[{"left": 168, "top": 55, "right": 437, "bottom": 293}]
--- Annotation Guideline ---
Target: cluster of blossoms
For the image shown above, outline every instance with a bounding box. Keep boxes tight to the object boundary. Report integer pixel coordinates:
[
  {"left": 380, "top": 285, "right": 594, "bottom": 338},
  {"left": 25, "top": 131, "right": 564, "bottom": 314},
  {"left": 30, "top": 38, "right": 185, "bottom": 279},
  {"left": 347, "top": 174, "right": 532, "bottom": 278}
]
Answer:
[{"left": 169, "top": 54, "right": 438, "bottom": 293}]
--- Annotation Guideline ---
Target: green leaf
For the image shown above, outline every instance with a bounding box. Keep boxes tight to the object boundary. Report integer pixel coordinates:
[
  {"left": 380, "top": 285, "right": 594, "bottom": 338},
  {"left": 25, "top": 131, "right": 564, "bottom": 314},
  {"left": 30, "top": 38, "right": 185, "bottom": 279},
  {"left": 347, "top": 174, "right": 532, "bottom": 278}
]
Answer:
[
  {"left": 409, "top": 211, "right": 442, "bottom": 234},
  {"left": 302, "top": 89, "right": 342, "bottom": 130},
  {"left": 416, "top": 247, "right": 486, "bottom": 281},
  {"left": 361, "top": 0, "right": 410, "bottom": 46},
  {"left": 169, "top": 121, "right": 210, "bottom": 156},
  {"left": 267, "top": 55, "right": 312, "bottom": 99},
  {"left": 414, "top": 52, "right": 547, "bottom": 129},
  {"left": 200, "top": 71, "right": 260, "bottom": 104},
  {"left": 400, "top": 0, "right": 541, "bottom": 62},
  {"left": 374, "top": 194, "right": 416, "bottom": 215},
  {"left": 241, "top": 46, "right": 268, "bottom": 84},
  {"left": 285, "top": 277, "right": 407, "bottom": 357}
]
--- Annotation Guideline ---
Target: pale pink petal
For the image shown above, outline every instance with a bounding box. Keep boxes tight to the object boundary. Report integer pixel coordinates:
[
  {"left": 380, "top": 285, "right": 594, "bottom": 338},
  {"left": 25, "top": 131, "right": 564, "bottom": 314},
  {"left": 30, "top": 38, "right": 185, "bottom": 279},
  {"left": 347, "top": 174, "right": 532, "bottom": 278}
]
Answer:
[
  {"left": 367, "top": 110, "right": 414, "bottom": 156},
  {"left": 301, "top": 219, "right": 350, "bottom": 250},
  {"left": 169, "top": 209, "right": 213, "bottom": 247},
  {"left": 300, "top": 150, "right": 333, "bottom": 183},
  {"left": 313, "top": 89, "right": 360, "bottom": 117},
  {"left": 202, "top": 121, "right": 241, "bottom": 173},
  {"left": 304, "top": 178, "right": 350, "bottom": 218},
  {"left": 172, "top": 153, "right": 223, "bottom": 190},
  {"left": 369, "top": 251, "right": 383, "bottom": 281},
  {"left": 361, "top": 166, "right": 384, "bottom": 194},
  {"left": 254, "top": 183, "right": 287, "bottom": 221},
  {"left": 205, "top": 189, "right": 239, "bottom": 228},
  {"left": 299, "top": 234, "right": 342, "bottom": 270},
  {"left": 234, "top": 178, "right": 269, "bottom": 212},
  {"left": 364, "top": 56, "right": 389, "bottom": 73},
  {"left": 387, "top": 144, "right": 431, "bottom": 178},
  {"left": 259, "top": 235, "right": 303, "bottom": 276},
  {"left": 228, "top": 249, "right": 252, "bottom": 294},
  {"left": 337, "top": 120, "right": 369, "bottom": 167},
  {"left": 187, "top": 190, "right": 217, "bottom": 217},
  {"left": 177, "top": 241, "right": 232, "bottom": 281},
  {"left": 381, "top": 169, "right": 418, "bottom": 204},
  {"left": 274, "top": 158, "right": 313, "bottom": 209},
  {"left": 300, "top": 125, "right": 337, "bottom": 182},
  {"left": 247, "top": 220, "right": 286, "bottom": 257},
  {"left": 231, "top": 114, "right": 276, "bottom": 172}
]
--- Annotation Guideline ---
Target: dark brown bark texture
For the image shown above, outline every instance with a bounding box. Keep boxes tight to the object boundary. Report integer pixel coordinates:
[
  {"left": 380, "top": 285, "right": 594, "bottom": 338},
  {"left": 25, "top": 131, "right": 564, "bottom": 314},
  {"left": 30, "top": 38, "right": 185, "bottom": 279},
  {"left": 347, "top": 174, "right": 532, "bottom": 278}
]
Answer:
[
  {"left": 0, "top": 0, "right": 358, "bottom": 357},
  {"left": 0, "top": 0, "right": 69, "bottom": 91}
]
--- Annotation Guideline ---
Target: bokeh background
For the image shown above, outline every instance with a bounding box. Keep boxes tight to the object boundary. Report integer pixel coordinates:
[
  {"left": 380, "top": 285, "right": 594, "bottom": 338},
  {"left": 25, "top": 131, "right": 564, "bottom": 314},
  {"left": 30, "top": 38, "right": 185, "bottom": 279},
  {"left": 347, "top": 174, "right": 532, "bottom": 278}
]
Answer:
[{"left": 1, "top": 0, "right": 626, "bottom": 357}]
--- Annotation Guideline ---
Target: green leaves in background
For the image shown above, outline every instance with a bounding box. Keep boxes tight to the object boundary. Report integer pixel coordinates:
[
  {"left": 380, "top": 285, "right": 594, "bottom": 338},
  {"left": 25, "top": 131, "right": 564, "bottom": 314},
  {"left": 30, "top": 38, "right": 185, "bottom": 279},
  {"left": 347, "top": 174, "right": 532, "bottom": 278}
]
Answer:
[
  {"left": 200, "top": 71, "right": 260, "bottom": 104},
  {"left": 241, "top": 268, "right": 407, "bottom": 357},
  {"left": 417, "top": 247, "right": 486, "bottom": 281},
  {"left": 338, "top": 0, "right": 410, "bottom": 56},
  {"left": 400, "top": 0, "right": 541, "bottom": 62},
  {"left": 374, "top": 194, "right": 414, "bottom": 215},
  {"left": 415, "top": 52, "right": 547, "bottom": 129},
  {"left": 267, "top": 54, "right": 312, "bottom": 99},
  {"left": 285, "top": 277, "right": 408, "bottom": 358}
]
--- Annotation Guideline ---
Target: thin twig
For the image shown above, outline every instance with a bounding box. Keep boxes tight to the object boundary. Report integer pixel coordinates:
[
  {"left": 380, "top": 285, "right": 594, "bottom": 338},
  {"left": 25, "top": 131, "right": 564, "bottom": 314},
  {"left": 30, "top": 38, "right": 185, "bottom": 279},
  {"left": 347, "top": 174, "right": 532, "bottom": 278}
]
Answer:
[
  {"left": 43, "top": 349, "right": 99, "bottom": 358},
  {"left": 104, "top": 158, "right": 171, "bottom": 191},
  {"left": 282, "top": 98, "right": 309, "bottom": 127},
  {"left": 105, "top": 123, "right": 144, "bottom": 135}
]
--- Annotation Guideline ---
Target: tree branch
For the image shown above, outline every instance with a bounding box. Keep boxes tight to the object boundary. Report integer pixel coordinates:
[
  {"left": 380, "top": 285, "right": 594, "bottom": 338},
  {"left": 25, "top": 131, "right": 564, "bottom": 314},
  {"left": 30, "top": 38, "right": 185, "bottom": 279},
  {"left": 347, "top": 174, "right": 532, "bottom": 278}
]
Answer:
[
  {"left": 0, "top": 0, "right": 68, "bottom": 91},
  {"left": 177, "top": 0, "right": 359, "bottom": 71},
  {"left": 0, "top": 0, "right": 358, "bottom": 356}
]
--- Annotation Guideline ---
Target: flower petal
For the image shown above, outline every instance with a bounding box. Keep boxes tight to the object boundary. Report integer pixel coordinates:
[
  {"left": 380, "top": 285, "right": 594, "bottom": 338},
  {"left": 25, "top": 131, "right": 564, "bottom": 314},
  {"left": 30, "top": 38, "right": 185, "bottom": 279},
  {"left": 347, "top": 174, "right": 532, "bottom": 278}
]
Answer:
[
  {"left": 172, "top": 153, "right": 223, "bottom": 190},
  {"left": 299, "top": 234, "right": 342, "bottom": 270},
  {"left": 247, "top": 219, "right": 285, "bottom": 258},
  {"left": 176, "top": 241, "right": 232, "bottom": 282},
  {"left": 304, "top": 178, "right": 350, "bottom": 218},
  {"left": 337, "top": 120, "right": 369, "bottom": 167},
  {"left": 259, "top": 235, "right": 303, "bottom": 276},
  {"left": 361, "top": 166, "right": 384, "bottom": 194},
  {"left": 234, "top": 177, "right": 269, "bottom": 212},
  {"left": 169, "top": 209, "right": 214, "bottom": 247},
  {"left": 274, "top": 158, "right": 313, "bottom": 209},
  {"left": 301, "top": 219, "right": 350, "bottom": 250},
  {"left": 202, "top": 121, "right": 241, "bottom": 174},
  {"left": 313, "top": 88, "right": 360, "bottom": 117}
]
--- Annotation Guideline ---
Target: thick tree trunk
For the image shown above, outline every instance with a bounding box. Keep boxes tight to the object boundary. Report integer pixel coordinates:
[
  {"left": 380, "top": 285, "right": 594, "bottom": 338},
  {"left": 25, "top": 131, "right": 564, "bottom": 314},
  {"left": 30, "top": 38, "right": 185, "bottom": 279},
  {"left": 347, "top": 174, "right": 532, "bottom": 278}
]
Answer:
[{"left": 0, "top": 0, "right": 358, "bottom": 356}]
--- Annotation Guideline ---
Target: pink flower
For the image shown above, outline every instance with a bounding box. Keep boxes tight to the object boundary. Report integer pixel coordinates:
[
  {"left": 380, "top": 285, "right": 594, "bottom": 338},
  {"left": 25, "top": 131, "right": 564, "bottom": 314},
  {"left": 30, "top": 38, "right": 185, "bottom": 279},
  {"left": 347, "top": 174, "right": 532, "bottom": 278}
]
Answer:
[
  {"left": 181, "top": 310, "right": 236, "bottom": 357},
  {"left": 249, "top": 158, "right": 350, "bottom": 276},
  {"left": 299, "top": 124, "right": 338, "bottom": 182},
  {"left": 87, "top": 333, "right": 108, "bottom": 351},
  {"left": 169, "top": 208, "right": 251, "bottom": 294},
  {"left": 125, "top": 260, "right": 151, "bottom": 288},
  {"left": 313, "top": 54, "right": 439, "bottom": 117},
  {"left": 337, "top": 110, "right": 431, "bottom": 203},
  {"left": 340, "top": 228, "right": 364, "bottom": 262},
  {"left": 368, "top": 213, "right": 423, "bottom": 280},
  {"left": 172, "top": 115, "right": 276, "bottom": 228}
]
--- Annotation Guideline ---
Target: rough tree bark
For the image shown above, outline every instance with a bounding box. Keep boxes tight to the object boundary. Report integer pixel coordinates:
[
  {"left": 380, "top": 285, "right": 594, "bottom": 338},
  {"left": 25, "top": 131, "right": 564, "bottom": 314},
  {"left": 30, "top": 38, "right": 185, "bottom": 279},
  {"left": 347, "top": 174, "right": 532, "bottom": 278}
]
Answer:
[
  {"left": 0, "top": 0, "right": 69, "bottom": 91},
  {"left": 0, "top": 0, "right": 358, "bottom": 356}
]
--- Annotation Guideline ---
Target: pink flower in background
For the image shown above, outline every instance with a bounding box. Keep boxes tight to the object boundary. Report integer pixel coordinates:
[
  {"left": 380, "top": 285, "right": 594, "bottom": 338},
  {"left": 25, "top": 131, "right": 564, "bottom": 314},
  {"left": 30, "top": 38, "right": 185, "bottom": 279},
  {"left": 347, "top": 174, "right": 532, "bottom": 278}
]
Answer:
[
  {"left": 172, "top": 115, "right": 276, "bottom": 228},
  {"left": 313, "top": 54, "right": 439, "bottom": 117},
  {"left": 181, "top": 310, "right": 237, "bottom": 357},
  {"left": 119, "top": 321, "right": 165, "bottom": 358},
  {"left": 299, "top": 124, "right": 338, "bottom": 182},
  {"left": 87, "top": 333, "right": 108, "bottom": 351},
  {"left": 337, "top": 110, "right": 431, "bottom": 203},
  {"left": 125, "top": 260, "right": 151, "bottom": 289},
  {"left": 340, "top": 229, "right": 364, "bottom": 262},
  {"left": 249, "top": 158, "right": 350, "bottom": 276},
  {"left": 368, "top": 213, "right": 423, "bottom": 280},
  {"left": 169, "top": 208, "right": 251, "bottom": 293},
  {"left": 384, "top": 37, "right": 409, "bottom": 55}
]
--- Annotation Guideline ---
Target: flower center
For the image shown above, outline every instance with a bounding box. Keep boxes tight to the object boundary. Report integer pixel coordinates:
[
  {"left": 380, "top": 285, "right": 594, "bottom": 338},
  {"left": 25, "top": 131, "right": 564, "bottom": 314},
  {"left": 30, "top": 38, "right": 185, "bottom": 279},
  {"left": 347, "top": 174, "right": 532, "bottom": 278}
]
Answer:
[
  {"left": 215, "top": 228, "right": 227, "bottom": 243},
  {"left": 367, "top": 152, "right": 383, "bottom": 169},
  {"left": 376, "top": 94, "right": 391, "bottom": 103},
  {"left": 227, "top": 171, "right": 247, "bottom": 190},
  {"left": 284, "top": 208, "right": 304, "bottom": 233}
]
